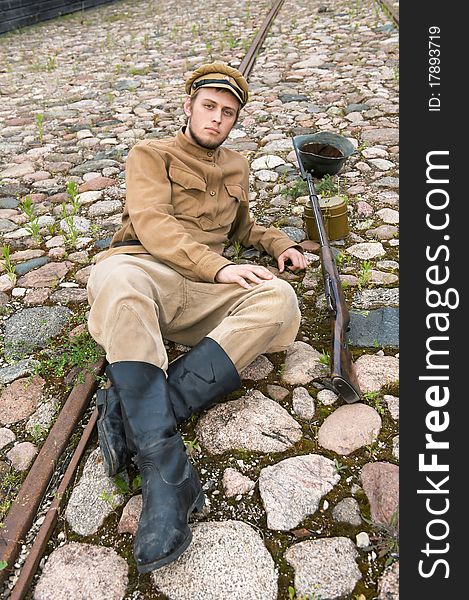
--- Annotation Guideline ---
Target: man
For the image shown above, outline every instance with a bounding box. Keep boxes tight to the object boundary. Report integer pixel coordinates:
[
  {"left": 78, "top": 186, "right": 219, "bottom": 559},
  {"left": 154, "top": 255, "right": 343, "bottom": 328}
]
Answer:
[{"left": 86, "top": 61, "right": 307, "bottom": 573}]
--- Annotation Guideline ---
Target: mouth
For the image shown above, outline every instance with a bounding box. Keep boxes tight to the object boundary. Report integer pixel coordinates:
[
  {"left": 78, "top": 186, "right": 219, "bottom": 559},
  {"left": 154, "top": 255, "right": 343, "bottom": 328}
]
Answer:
[{"left": 205, "top": 127, "right": 220, "bottom": 134}]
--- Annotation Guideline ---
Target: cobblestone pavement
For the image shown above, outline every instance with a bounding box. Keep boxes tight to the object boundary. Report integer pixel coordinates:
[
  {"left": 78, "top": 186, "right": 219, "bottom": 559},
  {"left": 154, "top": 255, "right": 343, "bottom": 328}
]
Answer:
[{"left": 0, "top": 0, "right": 399, "bottom": 598}]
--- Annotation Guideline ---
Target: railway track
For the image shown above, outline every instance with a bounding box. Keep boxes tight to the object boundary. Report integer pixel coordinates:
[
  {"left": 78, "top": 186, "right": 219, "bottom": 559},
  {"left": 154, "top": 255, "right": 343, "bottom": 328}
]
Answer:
[
  {"left": 379, "top": 0, "right": 399, "bottom": 26},
  {"left": 0, "top": 0, "right": 399, "bottom": 597}
]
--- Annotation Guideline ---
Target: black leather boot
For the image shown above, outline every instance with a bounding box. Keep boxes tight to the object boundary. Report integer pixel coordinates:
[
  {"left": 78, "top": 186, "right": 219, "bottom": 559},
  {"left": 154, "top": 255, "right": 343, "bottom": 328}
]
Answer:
[
  {"left": 167, "top": 337, "right": 241, "bottom": 421},
  {"left": 96, "top": 386, "right": 133, "bottom": 476},
  {"left": 97, "top": 338, "right": 241, "bottom": 477},
  {"left": 106, "top": 361, "right": 204, "bottom": 573}
]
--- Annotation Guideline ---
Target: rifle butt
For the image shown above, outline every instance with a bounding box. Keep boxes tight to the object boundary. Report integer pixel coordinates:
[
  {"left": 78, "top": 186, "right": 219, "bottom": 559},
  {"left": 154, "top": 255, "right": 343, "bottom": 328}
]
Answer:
[
  {"left": 331, "top": 374, "right": 361, "bottom": 404},
  {"left": 331, "top": 319, "right": 362, "bottom": 403}
]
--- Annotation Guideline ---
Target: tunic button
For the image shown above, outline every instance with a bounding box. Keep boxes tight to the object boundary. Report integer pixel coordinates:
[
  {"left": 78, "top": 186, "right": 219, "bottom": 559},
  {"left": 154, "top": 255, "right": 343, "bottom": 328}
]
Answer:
[
  {"left": 207, "top": 151, "right": 213, "bottom": 157},
  {"left": 210, "top": 191, "right": 216, "bottom": 196}
]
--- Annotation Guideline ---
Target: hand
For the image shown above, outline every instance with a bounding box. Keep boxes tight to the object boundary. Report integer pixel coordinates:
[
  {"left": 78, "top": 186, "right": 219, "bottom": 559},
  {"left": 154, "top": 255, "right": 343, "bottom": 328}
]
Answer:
[
  {"left": 215, "top": 264, "right": 275, "bottom": 290},
  {"left": 277, "top": 248, "right": 308, "bottom": 273}
]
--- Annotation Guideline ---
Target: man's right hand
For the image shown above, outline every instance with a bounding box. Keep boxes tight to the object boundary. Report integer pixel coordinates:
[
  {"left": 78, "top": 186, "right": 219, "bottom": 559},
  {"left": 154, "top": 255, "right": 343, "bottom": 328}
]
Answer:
[{"left": 215, "top": 264, "right": 275, "bottom": 289}]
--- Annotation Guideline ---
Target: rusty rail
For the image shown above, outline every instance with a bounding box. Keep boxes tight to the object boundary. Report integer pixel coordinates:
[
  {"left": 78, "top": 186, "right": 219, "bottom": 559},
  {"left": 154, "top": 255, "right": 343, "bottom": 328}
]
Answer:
[
  {"left": 8, "top": 409, "right": 99, "bottom": 600},
  {"left": 0, "top": 357, "right": 105, "bottom": 588},
  {"left": 378, "top": 0, "right": 399, "bottom": 26},
  {"left": 238, "top": 0, "right": 285, "bottom": 78}
]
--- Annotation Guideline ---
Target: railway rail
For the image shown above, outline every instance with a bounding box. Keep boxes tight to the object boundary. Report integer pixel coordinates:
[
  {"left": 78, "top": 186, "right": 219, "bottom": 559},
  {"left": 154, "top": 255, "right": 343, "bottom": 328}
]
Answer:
[
  {"left": 0, "top": 0, "right": 399, "bottom": 597},
  {"left": 379, "top": 0, "right": 399, "bottom": 25}
]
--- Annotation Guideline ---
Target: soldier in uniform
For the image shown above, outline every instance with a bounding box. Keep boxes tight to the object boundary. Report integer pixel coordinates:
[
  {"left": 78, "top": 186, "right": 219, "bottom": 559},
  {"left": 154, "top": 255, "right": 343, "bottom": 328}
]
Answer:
[{"left": 86, "top": 61, "right": 307, "bottom": 572}]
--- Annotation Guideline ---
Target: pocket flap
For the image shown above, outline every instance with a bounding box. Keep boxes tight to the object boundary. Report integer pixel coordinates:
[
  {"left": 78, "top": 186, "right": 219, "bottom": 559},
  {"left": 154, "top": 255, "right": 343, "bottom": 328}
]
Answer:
[
  {"left": 169, "top": 165, "right": 206, "bottom": 191},
  {"left": 224, "top": 184, "right": 244, "bottom": 201}
]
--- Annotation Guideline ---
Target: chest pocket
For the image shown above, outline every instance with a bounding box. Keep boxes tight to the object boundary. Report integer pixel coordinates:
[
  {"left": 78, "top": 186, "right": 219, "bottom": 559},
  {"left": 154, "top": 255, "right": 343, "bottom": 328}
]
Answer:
[
  {"left": 169, "top": 165, "right": 207, "bottom": 218},
  {"left": 215, "top": 183, "right": 244, "bottom": 228}
]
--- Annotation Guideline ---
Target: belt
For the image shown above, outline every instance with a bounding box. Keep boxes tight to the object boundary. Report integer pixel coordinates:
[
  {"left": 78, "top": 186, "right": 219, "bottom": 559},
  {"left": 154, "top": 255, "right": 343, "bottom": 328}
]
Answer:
[{"left": 112, "top": 240, "right": 141, "bottom": 248}]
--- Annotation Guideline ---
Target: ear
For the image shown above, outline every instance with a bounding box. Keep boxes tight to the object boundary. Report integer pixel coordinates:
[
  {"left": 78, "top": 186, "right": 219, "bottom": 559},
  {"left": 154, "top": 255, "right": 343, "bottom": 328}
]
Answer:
[{"left": 183, "top": 96, "right": 192, "bottom": 117}]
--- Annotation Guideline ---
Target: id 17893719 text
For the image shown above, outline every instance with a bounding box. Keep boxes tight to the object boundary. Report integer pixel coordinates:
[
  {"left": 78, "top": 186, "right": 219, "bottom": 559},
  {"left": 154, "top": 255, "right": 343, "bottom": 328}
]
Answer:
[{"left": 428, "top": 26, "right": 441, "bottom": 112}]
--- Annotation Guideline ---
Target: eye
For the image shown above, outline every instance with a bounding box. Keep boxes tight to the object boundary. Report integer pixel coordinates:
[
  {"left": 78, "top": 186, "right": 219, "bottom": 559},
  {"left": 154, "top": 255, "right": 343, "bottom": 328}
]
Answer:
[
  {"left": 204, "top": 103, "right": 214, "bottom": 109},
  {"left": 223, "top": 109, "right": 235, "bottom": 117}
]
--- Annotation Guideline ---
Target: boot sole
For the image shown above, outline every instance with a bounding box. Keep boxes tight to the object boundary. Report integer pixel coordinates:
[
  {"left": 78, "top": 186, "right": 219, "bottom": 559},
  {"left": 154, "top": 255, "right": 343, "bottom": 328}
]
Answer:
[{"left": 135, "top": 490, "right": 205, "bottom": 573}]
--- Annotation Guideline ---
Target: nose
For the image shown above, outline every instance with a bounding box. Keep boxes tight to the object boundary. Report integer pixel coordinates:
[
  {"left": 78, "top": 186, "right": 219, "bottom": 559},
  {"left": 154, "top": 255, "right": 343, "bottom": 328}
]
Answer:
[{"left": 212, "top": 108, "right": 222, "bottom": 124}]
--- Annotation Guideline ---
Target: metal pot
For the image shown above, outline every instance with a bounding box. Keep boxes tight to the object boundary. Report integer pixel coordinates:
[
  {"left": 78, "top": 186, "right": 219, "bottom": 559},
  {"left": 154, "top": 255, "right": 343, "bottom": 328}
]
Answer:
[{"left": 295, "top": 131, "right": 355, "bottom": 177}]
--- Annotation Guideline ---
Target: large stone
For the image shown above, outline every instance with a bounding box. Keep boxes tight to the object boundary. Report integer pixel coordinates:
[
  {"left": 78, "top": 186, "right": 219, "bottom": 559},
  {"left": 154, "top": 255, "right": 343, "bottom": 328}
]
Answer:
[
  {"left": 349, "top": 307, "right": 399, "bottom": 348},
  {"left": 50, "top": 288, "right": 88, "bottom": 304},
  {"left": 87, "top": 200, "right": 122, "bottom": 217},
  {"left": 292, "top": 56, "right": 328, "bottom": 68},
  {"left": 281, "top": 341, "right": 327, "bottom": 385},
  {"left": 361, "top": 128, "right": 399, "bottom": 146},
  {"left": 117, "top": 495, "right": 142, "bottom": 535},
  {"left": 196, "top": 390, "right": 302, "bottom": 455},
  {"left": 0, "top": 428, "right": 16, "bottom": 450},
  {"left": 318, "top": 404, "right": 382, "bottom": 455},
  {"left": 384, "top": 394, "right": 399, "bottom": 420},
  {"left": 291, "top": 387, "right": 315, "bottom": 420},
  {"left": 26, "top": 398, "right": 59, "bottom": 433},
  {"left": 355, "top": 353, "right": 399, "bottom": 393},
  {"left": 241, "top": 354, "right": 274, "bottom": 380},
  {"left": 65, "top": 448, "right": 125, "bottom": 536},
  {"left": 6, "top": 441, "right": 38, "bottom": 470},
  {"left": 222, "top": 468, "right": 256, "bottom": 497},
  {"left": 259, "top": 454, "right": 340, "bottom": 530},
  {"left": 332, "top": 497, "right": 362, "bottom": 526},
  {"left": 16, "top": 261, "right": 73, "bottom": 287},
  {"left": 0, "top": 274, "right": 14, "bottom": 292},
  {"left": 14, "top": 257, "right": 50, "bottom": 276},
  {"left": 366, "top": 224, "right": 398, "bottom": 240},
  {"left": 285, "top": 537, "right": 362, "bottom": 599},
  {"left": 1, "top": 161, "right": 35, "bottom": 177},
  {"left": 346, "top": 242, "right": 386, "bottom": 260},
  {"left": 369, "top": 270, "right": 398, "bottom": 285},
  {"left": 0, "top": 376, "right": 44, "bottom": 425},
  {"left": 352, "top": 288, "right": 399, "bottom": 310},
  {"left": 0, "top": 218, "right": 17, "bottom": 233},
  {"left": 376, "top": 208, "right": 399, "bottom": 224},
  {"left": 251, "top": 155, "right": 285, "bottom": 170},
  {"left": 33, "top": 542, "right": 128, "bottom": 600},
  {"left": 361, "top": 462, "right": 399, "bottom": 527},
  {"left": 152, "top": 521, "right": 277, "bottom": 600},
  {"left": 3, "top": 305, "right": 71, "bottom": 359},
  {"left": 266, "top": 384, "right": 289, "bottom": 401},
  {"left": 79, "top": 177, "right": 116, "bottom": 192}
]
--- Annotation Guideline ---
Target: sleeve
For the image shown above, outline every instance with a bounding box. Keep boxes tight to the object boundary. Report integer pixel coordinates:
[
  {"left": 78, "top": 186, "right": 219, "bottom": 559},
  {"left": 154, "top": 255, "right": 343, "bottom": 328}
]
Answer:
[
  {"left": 125, "top": 143, "right": 232, "bottom": 282},
  {"left": 229, "top": 159, "right": 303, "bottom": 258}
]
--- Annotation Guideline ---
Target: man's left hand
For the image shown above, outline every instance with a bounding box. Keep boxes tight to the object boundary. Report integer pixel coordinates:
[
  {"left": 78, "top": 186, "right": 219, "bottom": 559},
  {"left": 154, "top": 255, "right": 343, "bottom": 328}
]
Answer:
[{"left": 277, "top": 248, "right": 308, "bottom": 273}]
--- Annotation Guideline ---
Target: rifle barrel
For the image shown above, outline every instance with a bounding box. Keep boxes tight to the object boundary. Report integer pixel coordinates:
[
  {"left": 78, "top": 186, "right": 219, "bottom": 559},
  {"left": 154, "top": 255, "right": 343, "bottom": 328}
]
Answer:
[
  {"left": 305, "top": 173, "right": 328, "bottom": 248},
  {"left": 292, "top": 135, "right": 362, "bottom": 403}
]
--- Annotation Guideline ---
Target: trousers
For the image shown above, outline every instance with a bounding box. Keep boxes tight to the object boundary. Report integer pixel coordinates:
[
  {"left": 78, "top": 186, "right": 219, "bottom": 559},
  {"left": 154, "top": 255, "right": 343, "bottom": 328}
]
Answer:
[{"left": 86, "top": 253, "right": 301, "bottom": 372}]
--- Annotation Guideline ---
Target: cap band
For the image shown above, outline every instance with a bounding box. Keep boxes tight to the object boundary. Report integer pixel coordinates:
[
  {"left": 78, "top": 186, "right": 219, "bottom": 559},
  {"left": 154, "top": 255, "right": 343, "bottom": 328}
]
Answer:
[{"left": 191, "top": 78, "right": 245, "bottom": 103}]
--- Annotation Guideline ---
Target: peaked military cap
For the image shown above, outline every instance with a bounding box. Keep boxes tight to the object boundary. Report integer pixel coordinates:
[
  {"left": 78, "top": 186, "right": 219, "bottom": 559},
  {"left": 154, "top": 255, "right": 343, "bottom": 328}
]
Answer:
[{"left": 185, "top": 61, "right": 249, "bottom": 107}]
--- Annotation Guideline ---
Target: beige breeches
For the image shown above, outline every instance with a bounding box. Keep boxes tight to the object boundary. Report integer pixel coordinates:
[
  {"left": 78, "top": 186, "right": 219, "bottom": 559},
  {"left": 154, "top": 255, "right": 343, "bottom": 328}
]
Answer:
[{"left": 86, "top": 254, "right": 301, "bottom": 372}]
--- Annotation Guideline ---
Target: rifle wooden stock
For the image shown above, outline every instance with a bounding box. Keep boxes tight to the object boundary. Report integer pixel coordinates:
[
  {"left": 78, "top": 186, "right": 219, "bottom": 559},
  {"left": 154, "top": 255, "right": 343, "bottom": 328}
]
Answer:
[{"left": 295, "top": 159, "right": 361, "bottom": 402}]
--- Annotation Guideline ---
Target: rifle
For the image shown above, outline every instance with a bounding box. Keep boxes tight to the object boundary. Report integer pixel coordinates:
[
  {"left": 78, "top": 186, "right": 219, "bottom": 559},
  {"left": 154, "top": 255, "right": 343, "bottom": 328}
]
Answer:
[{"left": 292, "top": 135, "right": 362, "bottom": 404}]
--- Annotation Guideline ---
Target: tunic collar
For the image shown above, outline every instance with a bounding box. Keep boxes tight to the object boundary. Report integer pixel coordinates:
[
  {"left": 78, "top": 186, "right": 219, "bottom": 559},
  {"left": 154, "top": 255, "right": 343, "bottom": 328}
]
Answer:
[{"left": 176, "top": 128, "right": 220, "bottom": 162}]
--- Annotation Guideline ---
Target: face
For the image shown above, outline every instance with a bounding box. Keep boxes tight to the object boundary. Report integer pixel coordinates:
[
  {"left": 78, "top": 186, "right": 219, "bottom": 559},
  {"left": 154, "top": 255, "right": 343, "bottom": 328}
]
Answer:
[{"left": 183, "top": 88, "right": 239, "bottom": 149}]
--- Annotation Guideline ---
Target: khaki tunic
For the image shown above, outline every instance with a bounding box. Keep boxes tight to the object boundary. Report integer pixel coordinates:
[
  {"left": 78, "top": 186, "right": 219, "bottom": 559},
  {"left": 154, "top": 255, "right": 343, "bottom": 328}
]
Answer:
[{"left": 97, "top": 128, "right": 299, "bottom": 282}]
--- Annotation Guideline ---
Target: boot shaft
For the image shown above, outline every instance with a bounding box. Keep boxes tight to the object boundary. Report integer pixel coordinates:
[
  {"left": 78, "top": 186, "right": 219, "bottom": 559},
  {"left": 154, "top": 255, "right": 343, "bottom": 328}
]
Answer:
[
  {"left": 167, "top": 337, "right": 241, "bottom": 420},
  {"left": 106, "top": 361, "right": 177, "bottom": 446}
]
